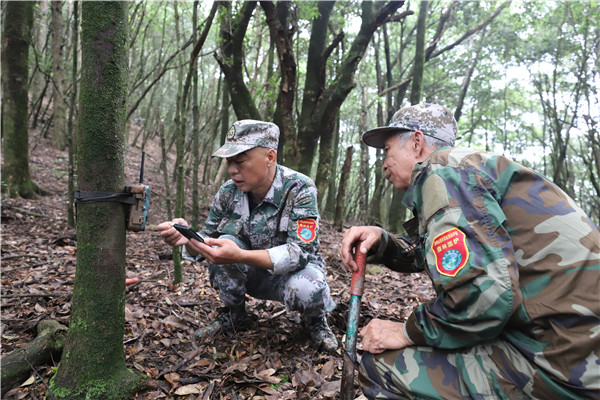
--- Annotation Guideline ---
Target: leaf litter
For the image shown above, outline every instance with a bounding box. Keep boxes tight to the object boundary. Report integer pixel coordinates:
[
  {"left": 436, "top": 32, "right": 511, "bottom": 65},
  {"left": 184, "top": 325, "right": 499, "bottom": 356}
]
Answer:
[{"left": 1, "top": 133, "right": 434, "bottom": 399}]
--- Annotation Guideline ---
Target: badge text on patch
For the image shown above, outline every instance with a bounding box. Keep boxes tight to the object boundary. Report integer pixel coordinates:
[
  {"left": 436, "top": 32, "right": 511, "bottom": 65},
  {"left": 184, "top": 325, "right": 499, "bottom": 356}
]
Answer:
[
  {"left": 297, "top": 219, "right": 317, "bottom": 243},
  {"left": 432, "top": 228, "right": 469, "bottom": 277}
]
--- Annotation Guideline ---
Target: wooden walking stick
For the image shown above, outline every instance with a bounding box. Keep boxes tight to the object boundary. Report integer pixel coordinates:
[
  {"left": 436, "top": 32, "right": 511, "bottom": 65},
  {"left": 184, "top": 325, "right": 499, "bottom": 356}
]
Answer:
[{"left": 340, "top": 248, "right": 367, "bottom": 400}]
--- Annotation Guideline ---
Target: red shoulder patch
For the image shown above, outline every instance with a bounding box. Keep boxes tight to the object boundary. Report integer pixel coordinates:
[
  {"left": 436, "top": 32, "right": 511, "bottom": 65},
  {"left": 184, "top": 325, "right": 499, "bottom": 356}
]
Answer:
[
  {"left": 296, "top": 219, "right": 317, "bottom": 243},
  {"left": 432, "top": 228, "right": 469, "bottom": 277}
]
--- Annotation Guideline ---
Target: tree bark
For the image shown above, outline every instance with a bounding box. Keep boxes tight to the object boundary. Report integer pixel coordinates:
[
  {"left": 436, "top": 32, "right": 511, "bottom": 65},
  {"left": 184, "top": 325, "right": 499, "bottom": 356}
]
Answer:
[
  {"left": 172, "top": 0, "right": 217, "bottom": 283},
  {"left": 294, "top": 0, "right": 336, "bottom": 171},
  {"left": 51, "top": 3, "right": 145, "bottom": 399},
  {"left": 1, "top": 320, "right": 67, "bottom": 394},
  {"left": 191, "top": 0, "right": 201, "bottom": 229},
  {"left": 325, "top": 114, "right": 341, "bottom": 219},
  {"left": 31, "top": 0, "right": 49, "bottom": 120},
  {"left": 261, "top": 1, "right": 297, "bottom": 165},
  {"left": 51, "top": 0, "right": 67, "bottom": 150},
  {"left": 1, "top": 1, "right": 42, "bottom": 199},
  {"left": 455, "top": 32, "right": 485, "bottom": 123},
  {"left": 334, "top": 146, "right": 354, "bottom": 231},
  {"left": 297, "top": 1, "right": 405, "bottom": 177},
  {"left": 173, "top": 1, "right": 185, "bottom": 284},
  {"left": 215, "top": 1, "right": 261, "bottom": 120},
  {"left": 67, "top": 1, "right": 79, "bottom": 228},
  {"left": 409, "top": 0, "right": 428, "bottom": 105}
]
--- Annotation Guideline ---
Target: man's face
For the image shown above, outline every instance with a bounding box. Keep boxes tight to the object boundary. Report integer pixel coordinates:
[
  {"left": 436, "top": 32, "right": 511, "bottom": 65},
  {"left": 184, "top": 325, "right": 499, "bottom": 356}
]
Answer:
[
  {"left": 382, "top": 133, "right": 417, "bottom": 191},
  {"left": 226, "top": 147, "right": 274, "bottom": 195}
]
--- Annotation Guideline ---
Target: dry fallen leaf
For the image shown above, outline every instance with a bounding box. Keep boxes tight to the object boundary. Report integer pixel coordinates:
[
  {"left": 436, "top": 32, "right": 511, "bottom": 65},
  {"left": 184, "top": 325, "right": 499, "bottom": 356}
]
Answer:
[
  {"left": 174, "top": 383, "right": 207, "bottom": 395},
  {"left": 255, "top": 368, "right": 281, "bottom": 384}
]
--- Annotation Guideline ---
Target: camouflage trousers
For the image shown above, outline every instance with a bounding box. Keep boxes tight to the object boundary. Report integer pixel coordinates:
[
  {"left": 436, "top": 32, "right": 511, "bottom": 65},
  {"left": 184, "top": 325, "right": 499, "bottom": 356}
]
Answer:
[
  {"left": 208, "top": 235, "right": 336, "bottom": 319},
  {"left": 359, "top": 339, "right": 595, "bottom": 399}
]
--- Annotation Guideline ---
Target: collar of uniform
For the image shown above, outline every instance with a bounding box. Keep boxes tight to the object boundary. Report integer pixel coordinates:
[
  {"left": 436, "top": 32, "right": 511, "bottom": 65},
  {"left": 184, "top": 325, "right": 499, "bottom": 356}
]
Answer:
[
  {"left": 402, "top": 155, "right": 432, "bottom": 212},
  {"left": 261, "top": 164, "right": 284, "bottom": 206},
  {"left": 229, "top": 164, "right": 283, "bottom": 215},
  {"left": 402, "top": 146, "right": 451, "bottom": 212}
]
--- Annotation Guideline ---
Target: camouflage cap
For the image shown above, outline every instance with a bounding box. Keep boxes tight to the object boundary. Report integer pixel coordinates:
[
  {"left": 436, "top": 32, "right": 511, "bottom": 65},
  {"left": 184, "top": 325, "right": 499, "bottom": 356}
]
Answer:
[
  {"left": 212, "top": 119, "right": 280, "bottom": 158},
  {"left": 362, "top": 103, "right": 457, "bottom": 148}
]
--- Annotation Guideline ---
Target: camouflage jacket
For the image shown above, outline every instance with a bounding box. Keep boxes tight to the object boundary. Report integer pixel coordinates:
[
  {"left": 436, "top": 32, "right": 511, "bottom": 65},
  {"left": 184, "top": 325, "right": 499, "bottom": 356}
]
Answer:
[
  {"left": 201, "top": 164, "right": 325, "bottom": 275},
  {"left": 373, "top": 147, "right": 600, "bottom": 394}
]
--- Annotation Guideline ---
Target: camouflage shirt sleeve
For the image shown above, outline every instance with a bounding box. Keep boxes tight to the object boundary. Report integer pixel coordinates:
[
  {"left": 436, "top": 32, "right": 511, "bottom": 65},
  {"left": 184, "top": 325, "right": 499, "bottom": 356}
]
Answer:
[
  {"left": 404, "top": 156, "right": 517, "bottom": 349},
  {"left": 267, "top": 180, "right": 324, "bottom": 275},
  {"left": 368, "top": 230, "right": 424, "bottom": 273},
  {"left": 197, "top": 169, "right": 324, "bottom": 275}
]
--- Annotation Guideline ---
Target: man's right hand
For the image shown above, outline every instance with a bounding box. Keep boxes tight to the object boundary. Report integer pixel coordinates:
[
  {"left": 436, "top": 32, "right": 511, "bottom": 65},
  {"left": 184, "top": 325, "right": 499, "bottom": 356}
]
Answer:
[
  {"left": 340, "top": 226, "right": 383, "bottom": 272},
  {"left": 157, "top": 218, "right": 190, "bottom": 247}
]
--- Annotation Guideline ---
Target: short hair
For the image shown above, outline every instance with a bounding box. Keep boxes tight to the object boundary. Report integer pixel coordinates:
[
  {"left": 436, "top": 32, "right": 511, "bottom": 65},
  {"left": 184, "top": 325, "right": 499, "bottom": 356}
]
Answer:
[{"left": 396, "top": 131, "right": 451, "bottom": 149}]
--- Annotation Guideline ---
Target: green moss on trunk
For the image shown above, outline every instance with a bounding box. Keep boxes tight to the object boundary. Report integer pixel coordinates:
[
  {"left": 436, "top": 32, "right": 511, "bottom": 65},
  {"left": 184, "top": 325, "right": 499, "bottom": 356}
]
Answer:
[
  {"left": 51, "top": 3, "right": 145, "bottom": 399},
  {"left": 1, "top": 2, "right": 42, "bottom": 199}
]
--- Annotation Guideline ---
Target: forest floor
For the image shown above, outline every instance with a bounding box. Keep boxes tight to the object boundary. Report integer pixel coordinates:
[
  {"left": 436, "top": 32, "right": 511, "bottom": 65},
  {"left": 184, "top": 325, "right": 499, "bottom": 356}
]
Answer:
[{"left": 1, "top": 127, "right": 434, "bottom": 400}]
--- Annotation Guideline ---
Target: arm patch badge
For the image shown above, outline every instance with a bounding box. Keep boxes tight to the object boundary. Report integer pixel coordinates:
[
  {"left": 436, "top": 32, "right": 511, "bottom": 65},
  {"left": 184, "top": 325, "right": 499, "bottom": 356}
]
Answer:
[
  {"left": 297, "top": 219, "right": 317, "bottom": 243},
  {"left": 432, "top": 228, "right": 469, "bottom": 277}
]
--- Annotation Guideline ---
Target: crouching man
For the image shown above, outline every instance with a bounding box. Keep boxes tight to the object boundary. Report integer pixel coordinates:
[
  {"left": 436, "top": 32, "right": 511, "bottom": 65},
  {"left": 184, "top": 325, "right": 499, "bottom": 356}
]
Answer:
[{"left": 158, "top": 120, "right": 337, "bottom": 352}]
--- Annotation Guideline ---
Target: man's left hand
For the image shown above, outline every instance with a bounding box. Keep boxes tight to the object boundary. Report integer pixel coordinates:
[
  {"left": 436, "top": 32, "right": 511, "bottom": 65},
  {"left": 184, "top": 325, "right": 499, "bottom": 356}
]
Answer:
[{"left": 360, "top": 319, "right": 412, "bottom": 354}]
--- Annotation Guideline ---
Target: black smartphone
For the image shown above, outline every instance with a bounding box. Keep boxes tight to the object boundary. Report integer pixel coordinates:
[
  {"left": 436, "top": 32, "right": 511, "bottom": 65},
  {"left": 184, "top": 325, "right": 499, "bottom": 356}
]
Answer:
[{"left": 173, "top": 224, "right": 206, "bottom": 243}]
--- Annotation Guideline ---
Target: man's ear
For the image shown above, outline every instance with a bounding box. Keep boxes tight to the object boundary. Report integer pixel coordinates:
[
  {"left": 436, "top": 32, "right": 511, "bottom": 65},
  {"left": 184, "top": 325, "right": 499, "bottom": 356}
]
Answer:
[
  {"left": 413, "top": 131, "right": 424, "bottom": 151},
  {"left": 413, "top": 131, "right": 433, "bottom": 161},
  {"left": 267, "top": 148, "right": 278, "bottom": 166}
]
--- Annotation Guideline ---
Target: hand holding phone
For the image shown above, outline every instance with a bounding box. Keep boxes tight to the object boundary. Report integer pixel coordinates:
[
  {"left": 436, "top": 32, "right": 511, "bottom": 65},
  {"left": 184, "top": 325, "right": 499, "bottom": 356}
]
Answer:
[{"left": 173, "top": 224, "right": 207, "bottom": 243}]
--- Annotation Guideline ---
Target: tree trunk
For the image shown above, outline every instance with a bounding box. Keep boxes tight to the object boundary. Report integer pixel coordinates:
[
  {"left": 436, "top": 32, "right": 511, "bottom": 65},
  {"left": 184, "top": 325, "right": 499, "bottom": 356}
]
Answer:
[
  {"left": 1, "top": 320, "right": 67, "bottom": 394},
  {"left": 409, "top": 0, "right": 428, "bottom": 105},
  {"left": 370, "top": 150, "right": 385, "bottom": 226},
  {"left": 191, "top": 0, "right": 201, "bottom": 229},
  {"left": 297, "top": 1, "right": 404, "bottom": 177},
  {"left": 215, "top": 1, "right": 261, "bottom": 120},
  {"left": 173, "top": 0, "right": 218, "bottom": 283},
  {"left": 261, "top": 1, "right": 297, "bottom": 165},
  {"left": 334, "top": 146, "right": 354, "bottom": 231},
  {"left": 159, "top": 122, "right": 173, "bottom": 220},
  {"left": 1, "top": 1, "right": 42, "bottom": 199},
  {"left": 172, "top": 1, "right": 185, "bottom": 284},
  {"left": 325, "top": 114, "right": 341, "bottom": 219},
  {"left": 51, "top": 0, "right": 67, "bottom": 150},
  {"left": 294, "top": 0, "right": 336, "bottom": 171},
  {"left": 51, "top": 3, "right": 144, "bottom": 399},
  {"left": 31, "top": 0, "right": 49, "bottom": 122},
  {"left": 67, "top": 1, "right": 79, "bottom": 228},
  {"left": 455, "top": 33, "right": 485, "bottom": 123}
]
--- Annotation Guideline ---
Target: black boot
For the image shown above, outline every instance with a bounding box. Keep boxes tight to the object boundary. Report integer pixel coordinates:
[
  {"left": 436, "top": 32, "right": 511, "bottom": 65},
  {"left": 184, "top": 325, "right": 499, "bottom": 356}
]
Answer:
[
  {"left": 304, "top": 315, "right": 338, "bottom": 353},
  {"left": 194, "top": 306, "right": 250, "bottom": 339}
]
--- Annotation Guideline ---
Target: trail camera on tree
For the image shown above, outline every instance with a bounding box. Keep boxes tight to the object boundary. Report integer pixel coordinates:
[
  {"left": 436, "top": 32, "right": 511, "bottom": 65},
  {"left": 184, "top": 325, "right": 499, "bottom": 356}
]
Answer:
[{"left": 73, "top": 152, "right": 150, "bottom": 232}]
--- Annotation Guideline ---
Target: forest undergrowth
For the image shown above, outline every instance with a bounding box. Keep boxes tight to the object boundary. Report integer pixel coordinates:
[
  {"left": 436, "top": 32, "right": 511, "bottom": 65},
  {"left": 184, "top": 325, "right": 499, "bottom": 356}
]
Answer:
[{"left": 1, "top": 127, "right": 434, "bottom": 400}]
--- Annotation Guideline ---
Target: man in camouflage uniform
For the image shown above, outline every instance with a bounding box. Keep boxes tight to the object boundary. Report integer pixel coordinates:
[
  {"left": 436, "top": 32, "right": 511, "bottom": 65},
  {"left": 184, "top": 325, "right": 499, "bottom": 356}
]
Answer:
[
  {"left": 341, "top": 103, "right": 600, "bottom": 399},
  {"left": 158, "top": 120, "right": 337, "bottom": 352}
]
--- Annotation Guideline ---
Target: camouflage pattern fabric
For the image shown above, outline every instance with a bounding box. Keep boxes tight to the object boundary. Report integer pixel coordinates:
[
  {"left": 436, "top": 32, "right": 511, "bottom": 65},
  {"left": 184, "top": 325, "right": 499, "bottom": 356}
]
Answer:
[
  {"left": 362, "top": 104, "right": 457, "bottom": 148},
  {"left": 363, "top": 147, "right": 600, "bottom": 399},
  {"left": 207, "top": 234, "right": 334, "bottom": 319},
  {"left": 189, "top": 164, "right": 335, "bottom": 317}
]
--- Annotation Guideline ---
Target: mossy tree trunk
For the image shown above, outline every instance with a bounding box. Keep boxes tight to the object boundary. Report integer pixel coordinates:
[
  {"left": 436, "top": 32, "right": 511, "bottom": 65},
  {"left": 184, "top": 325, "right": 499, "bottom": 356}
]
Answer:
[
  {"left": 1, "top": 1, "right": 42, "bottom": 199},
  {"left": 67, "top": 1, "right": 79, "bottom": 228},
  {"left": 51, "top": 3, "right": 144, "bottom": 399}
]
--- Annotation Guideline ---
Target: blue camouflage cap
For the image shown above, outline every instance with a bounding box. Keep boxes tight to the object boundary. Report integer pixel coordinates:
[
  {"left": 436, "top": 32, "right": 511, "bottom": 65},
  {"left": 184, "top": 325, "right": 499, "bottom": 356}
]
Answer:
[
  {"left": 362, "top": 103, "right": 457, "bottom": 148},
  {"left": 212, "top": 119, "right": 280, "bottom": 158}
]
